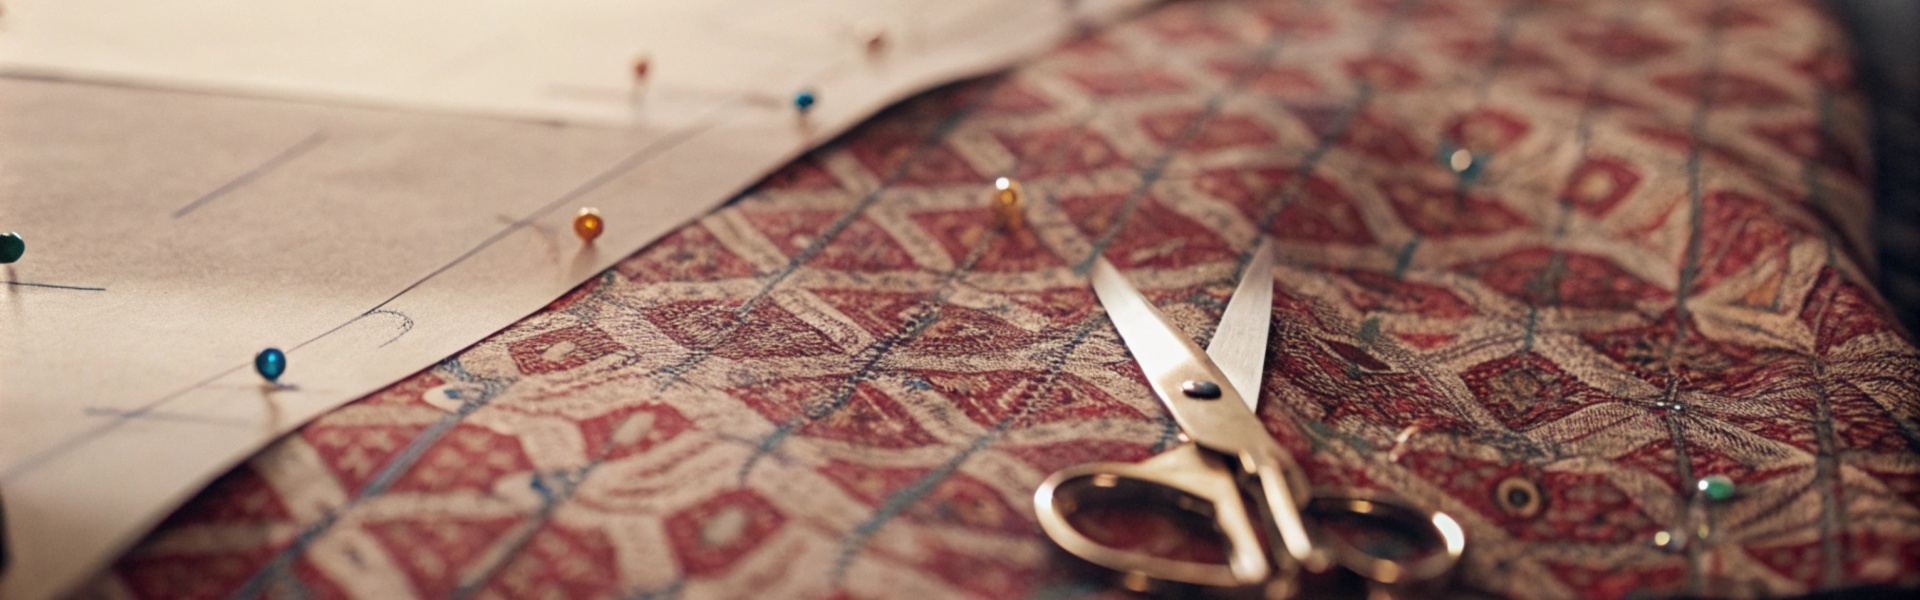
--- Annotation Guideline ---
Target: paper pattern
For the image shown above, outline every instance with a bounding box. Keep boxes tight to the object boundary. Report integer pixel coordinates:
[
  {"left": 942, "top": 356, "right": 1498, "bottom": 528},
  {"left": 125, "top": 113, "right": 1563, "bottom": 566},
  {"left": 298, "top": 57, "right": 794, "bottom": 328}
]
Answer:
[{"left": 0, "top": 1, "right": 1150, "bottom": 598}]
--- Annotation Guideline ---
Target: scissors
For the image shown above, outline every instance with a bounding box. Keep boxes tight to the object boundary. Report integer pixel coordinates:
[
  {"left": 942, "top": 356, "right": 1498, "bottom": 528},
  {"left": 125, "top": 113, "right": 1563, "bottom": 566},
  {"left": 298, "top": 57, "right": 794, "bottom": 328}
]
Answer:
[{"left": 1033, "top": 237, "right": 1465, "bottom": 597}]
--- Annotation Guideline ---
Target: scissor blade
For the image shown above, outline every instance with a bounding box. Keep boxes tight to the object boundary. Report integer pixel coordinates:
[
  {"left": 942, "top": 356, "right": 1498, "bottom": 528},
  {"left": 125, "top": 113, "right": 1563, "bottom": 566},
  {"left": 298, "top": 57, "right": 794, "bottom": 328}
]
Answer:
[
  {"left": 1089, "top": 256, "right": 1251, "bottom": 424},
  {"left": 1090, "top": 256, "right": 1215, "bottom": 385},
  {"left": 1206, "top": 237, "right": 1275, "bottom": 414},
  {"left": 1089, "top": 252, "right": 1321, "bottom": 567}
]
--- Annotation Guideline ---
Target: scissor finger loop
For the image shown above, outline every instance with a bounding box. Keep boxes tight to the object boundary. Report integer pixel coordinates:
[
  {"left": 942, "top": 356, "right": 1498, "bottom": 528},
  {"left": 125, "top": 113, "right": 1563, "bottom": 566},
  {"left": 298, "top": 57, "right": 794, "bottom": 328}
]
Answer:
[
  {"left": 1035, "top": 444, "right": 1280, "bottom": 589},
  {"left": 1037, "top": 450, "right": 1466, "bottom": 592},
  {"left": 1303, "top": 491, "right": 1467, "bottom": 586}
]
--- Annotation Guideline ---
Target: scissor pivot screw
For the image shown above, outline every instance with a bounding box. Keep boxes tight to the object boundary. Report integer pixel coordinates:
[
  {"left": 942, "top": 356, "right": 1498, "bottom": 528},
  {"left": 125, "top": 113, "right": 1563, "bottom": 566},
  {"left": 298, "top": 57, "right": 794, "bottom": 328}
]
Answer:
[{"left": 1180, "top": 380, "right": 1222, "bottom": 399}]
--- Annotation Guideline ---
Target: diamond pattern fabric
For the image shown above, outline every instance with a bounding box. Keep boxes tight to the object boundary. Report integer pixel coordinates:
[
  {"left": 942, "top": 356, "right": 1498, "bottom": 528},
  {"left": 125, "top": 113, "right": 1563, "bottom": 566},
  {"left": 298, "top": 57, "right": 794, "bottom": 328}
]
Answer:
[{"left": 98, "top": 0, "right": 1918, "bottom": 598}]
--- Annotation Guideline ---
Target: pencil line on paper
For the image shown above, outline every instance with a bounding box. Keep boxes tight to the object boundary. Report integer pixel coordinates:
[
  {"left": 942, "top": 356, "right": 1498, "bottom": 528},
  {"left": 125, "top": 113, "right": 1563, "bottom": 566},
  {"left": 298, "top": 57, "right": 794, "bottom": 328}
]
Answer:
[
  {"left": 367, "top": 309, "right": 416, "bottom": 347},
  {"left": 173, "top": 130, "right": 329, "bottom": 218},
  {"left": 342, "top": 117, "right": 722, "bottom": 320},
  {"left": 5, "top": 113, "right": 731, "bottom": 485},
  {"left": 4, "top": 280, "right": 106, "bottom": 291}
]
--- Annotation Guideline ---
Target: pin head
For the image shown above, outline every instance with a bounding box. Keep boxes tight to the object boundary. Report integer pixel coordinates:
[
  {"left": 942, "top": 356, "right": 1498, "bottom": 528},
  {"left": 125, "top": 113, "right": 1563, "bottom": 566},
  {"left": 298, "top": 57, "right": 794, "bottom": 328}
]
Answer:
[
  {"left": 1448, "top": 149, "right": 1474, "bottom": 173},
  {"left": 1696, "top": 474, "right": 1735, "bottom": 501},
  {"left": 1652, "top": 530, "right": 1684, "bottom": 553},
  {"left": 794, "top": 90, "right": 817, "bottom": 113},
  {"left": 574, "top": 207, "right": 604, "bottom": 242},
  {"left": 255, "top": 348, "right": 287, "bottom": 383},
  {"left": 991, "top": 177, "right": 1024, "bottom": 229},
  {"left": 0, "top": 232, "right": 22, "bottom": 264}
]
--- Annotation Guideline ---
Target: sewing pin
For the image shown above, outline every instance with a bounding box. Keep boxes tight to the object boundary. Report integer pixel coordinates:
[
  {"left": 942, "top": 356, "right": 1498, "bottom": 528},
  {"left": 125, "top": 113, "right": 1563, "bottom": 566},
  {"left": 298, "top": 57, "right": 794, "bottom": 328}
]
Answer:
[
  {"left": 0, "top": 232, "right": 23, "bottom": 264},
  {"left": 574, "top": 207, "right": 604, "bottom": 243},
  {"left": 255, "top": 348, "right": 287, "bottom": 383},
  {"left": 992, "top": 177, "right": 1025, "bottom": 228}
]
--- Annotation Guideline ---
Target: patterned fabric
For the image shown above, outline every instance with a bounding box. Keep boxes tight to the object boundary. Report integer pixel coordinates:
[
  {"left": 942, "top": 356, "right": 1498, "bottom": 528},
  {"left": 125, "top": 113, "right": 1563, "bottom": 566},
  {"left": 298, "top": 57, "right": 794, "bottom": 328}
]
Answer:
[{"left": 94, "top": 0, "right": 1920, "bottom": 598}]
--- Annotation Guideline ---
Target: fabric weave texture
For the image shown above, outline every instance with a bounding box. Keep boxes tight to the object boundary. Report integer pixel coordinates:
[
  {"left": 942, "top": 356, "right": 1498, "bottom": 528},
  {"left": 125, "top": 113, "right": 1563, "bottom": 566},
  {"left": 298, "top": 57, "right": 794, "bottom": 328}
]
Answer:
[{"left": 100, "top": 0, "right": 1920, "bottom": 598}]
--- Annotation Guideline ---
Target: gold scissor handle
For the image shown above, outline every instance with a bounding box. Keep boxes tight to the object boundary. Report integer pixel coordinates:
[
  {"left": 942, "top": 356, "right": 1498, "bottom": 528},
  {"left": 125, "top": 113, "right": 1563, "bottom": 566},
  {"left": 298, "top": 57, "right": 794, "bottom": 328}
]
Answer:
[
  {"left": 1301, "top": 491, "right": 1467, "bottom": 588},
  {"left": 1033, "top": 443, "right": 1289, "bottom": 590},
  {"left": 1035, "top": 447, "right": 1469, "bottom": 596}
]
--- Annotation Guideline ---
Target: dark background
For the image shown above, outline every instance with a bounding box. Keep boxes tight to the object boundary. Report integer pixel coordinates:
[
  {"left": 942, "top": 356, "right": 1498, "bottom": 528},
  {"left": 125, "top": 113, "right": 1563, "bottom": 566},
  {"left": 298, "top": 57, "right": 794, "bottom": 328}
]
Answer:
[{"left": 1832, "top": 0, "right": 1920, "bottom": 333}]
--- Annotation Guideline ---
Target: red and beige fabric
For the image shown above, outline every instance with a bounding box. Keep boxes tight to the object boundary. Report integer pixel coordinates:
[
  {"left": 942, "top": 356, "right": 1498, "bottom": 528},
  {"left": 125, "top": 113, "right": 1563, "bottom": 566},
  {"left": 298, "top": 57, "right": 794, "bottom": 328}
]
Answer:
[{"left": 95, "top": 0, "right": 1918, "bottom": 598}]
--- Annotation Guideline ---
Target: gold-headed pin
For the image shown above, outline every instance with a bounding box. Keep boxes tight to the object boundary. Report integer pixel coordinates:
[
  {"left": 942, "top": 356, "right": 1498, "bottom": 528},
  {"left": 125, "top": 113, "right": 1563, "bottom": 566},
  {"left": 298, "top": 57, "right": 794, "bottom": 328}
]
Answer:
[
  {"left": 574, "top": 207, "right": 604, "bottom": 242},
  {"left": 992, "top": 177, "right": 1024, "bottom": 229}
]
